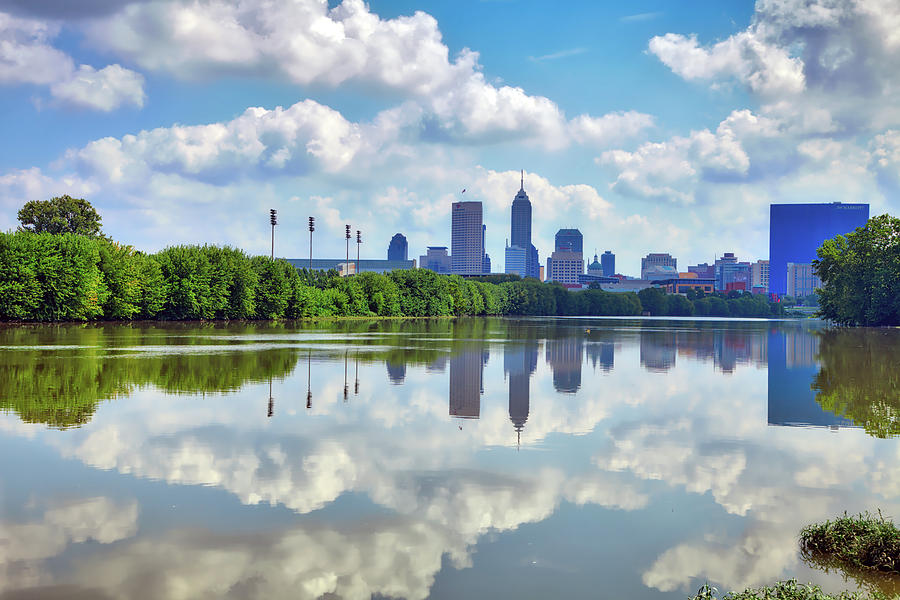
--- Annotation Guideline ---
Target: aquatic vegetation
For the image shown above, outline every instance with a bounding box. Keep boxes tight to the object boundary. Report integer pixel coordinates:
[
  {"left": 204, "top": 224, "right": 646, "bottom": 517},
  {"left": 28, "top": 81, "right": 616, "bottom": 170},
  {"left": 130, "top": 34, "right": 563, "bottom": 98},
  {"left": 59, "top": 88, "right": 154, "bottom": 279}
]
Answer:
[
  {"left": 690, "top": 579, "right": 889, "bottom": 600},
  {"left": 800, "top": 512, "right": 900, "bottom": 574}
]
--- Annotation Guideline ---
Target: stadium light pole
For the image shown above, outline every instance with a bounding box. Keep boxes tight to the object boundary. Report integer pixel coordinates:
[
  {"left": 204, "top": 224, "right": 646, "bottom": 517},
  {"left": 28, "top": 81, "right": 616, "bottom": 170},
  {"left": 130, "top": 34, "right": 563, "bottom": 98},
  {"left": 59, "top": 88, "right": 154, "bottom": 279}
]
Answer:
[
  {"left": 269, "top": 209, "right": 277, "bottom": 260},
  {"left": 356, "top": 230, "right": 361, "bottom": 275},
  {"left": 345, "top": 224, "right": 351, "bottom": 275},
  {"left": 308, "top": 216, "right": 315, "bottom": 272}
]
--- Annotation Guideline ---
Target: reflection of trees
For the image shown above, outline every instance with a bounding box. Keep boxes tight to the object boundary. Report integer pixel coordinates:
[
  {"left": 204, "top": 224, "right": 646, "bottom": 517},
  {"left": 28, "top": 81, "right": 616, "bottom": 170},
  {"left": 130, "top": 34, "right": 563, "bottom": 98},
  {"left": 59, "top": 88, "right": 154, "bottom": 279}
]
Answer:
[
  {"left": 801, "top": 551, "right": 900, "bottom": 597},
  {"left": 0, "top": 343, "right": 301, "bottom": 428},
  {"left": 811, "top": 329, "right": 900, "bottom": 438}
]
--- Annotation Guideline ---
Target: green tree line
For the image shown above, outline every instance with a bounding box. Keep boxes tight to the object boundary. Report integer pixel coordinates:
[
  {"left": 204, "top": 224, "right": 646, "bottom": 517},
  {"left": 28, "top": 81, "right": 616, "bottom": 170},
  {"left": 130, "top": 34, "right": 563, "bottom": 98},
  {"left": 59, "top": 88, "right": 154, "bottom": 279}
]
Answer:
[
  {"left": 0, "top": 231, "right": 786, "bottom": 322},
  {"left": 814, "top": 214, "right": 900, "bottom": 326}
]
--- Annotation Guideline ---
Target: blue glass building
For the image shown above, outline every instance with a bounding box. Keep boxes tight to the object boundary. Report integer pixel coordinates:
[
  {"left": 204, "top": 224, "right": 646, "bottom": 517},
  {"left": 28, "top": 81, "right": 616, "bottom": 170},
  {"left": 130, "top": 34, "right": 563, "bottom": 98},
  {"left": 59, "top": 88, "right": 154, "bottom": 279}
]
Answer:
[
  {"left": 387, "top": 233, "right": 408, "bottom": 261},
  {"left": 555, "top": 229, "right": 583, "bottom": 253},
  {"left": 769, "top": 202, "right": 869, "bottom": 295}
]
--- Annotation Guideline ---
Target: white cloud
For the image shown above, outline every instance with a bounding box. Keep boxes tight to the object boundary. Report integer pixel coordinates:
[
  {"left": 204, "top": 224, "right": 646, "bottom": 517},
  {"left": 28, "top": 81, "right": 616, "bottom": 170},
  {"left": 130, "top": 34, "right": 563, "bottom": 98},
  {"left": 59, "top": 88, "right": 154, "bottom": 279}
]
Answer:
[
  {"left": 648, "top": 32, "right": 805, "bottom": 98},
  {"left": 49, "top": 63, "right": 146, "bottom": 111},
  {"left": 76, "top": 0, "right": 651, "bottom": 148},
  {"left": 0, "top": 10, "right": 145, "bottom": 110},
  {"left": 649, "top": 0, "right": 900, "bottom": 132},
  {"left": 0, "top": 496, "right": 138, "bottom": 594}
]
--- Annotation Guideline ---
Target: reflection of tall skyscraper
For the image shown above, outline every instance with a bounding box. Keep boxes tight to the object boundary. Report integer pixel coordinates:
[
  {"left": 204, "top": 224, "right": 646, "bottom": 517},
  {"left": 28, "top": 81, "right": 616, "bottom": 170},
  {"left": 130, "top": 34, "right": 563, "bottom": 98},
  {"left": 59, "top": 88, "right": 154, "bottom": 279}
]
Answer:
[
  {"left": 450, "top": 349, "right": 483, "bottom": 418},
  {"left": 386, "top": 360, "right": 406, "bottom": 384},
  {"left": 768, "top": 327, "right": 850, "bottom": 428},
  {"left": 640, "top": 331, "right": 676, "bottom": 372},
  {"left": 504, "top": 341, "right": 539, "bottom": 444},
  {"left": 545, "top": 336, "right": 583, "bottom": 393},
  {"left": 587, "top": 341, "right": 615, "bottom": 372}
]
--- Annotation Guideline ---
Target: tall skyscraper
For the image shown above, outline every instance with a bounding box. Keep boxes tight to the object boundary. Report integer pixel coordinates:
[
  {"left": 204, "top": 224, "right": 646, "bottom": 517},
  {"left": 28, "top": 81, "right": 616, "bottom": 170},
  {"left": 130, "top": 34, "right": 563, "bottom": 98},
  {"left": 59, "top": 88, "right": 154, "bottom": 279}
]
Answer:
[
  {"left": 506, "top": 171, "right": 539, "bottom": 278},
  {"left": 601, "top": 251, "right": 615, "bottom": 277},
  {"left": 555, "top": 229, "right": 583, "bottom": 253},
  {"left": 387, "top": 233, "right": 408, "bottom": 261},
  {"left": 769, "top": 202, "right": 869, "bottom": 295},
  {"left": 451, "top": 201, "right": 484, "bottom": 275}
]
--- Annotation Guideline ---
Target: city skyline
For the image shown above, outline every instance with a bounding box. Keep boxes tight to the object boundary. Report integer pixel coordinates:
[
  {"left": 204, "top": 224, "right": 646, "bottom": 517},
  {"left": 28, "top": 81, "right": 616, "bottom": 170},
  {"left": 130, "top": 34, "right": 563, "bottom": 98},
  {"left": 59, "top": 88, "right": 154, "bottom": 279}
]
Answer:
[{"left": 1, "top": 1, "right": 897, "bottom": 275}]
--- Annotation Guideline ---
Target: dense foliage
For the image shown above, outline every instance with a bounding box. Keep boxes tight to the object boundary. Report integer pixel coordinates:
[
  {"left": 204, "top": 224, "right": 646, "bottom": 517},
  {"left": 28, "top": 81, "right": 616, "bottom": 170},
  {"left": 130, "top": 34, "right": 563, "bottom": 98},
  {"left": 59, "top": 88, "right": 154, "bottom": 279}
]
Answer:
[
  {"left": 690, "top": 580, "right": 889, "bottom": 600},
  {"left": 801, "top": 512, "right": 900, "bottom": 575},
  {"left": 811, "top": 329, "right": 900, "bottom": 438},
  {"left": 814, "top": 214, "right": 900, "bottom": 326},
  {"left": 0, "top": 231, "right": 783, "bottom": 322},
  {"left": 17, "top": 195, "right": 104, "bottom": 237}
]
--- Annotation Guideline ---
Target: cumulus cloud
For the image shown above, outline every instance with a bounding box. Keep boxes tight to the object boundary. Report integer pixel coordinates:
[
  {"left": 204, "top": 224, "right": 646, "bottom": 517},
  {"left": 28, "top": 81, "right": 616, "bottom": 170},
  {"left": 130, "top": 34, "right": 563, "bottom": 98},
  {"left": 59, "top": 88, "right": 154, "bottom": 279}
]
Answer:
[
  {"left": 0, "top": 496, "right": 138, "bottom": 593},
  {"left": 71, "top": 0, "right": 651, "bottom": 148},
  {"left": 0, "top": 11, "right": 145, "bottom": 110},
  {"left": 650, "top": 0, "right": 900, "bottom": 132},
  {"left": 648, "top": 31, "right": 805, "bottom": 98},
  {"left": 597, "top": 109, "right": 782, "bottom": 203},
  {"left": 49, "top": 63, "right": 145, "bottom": 111}
]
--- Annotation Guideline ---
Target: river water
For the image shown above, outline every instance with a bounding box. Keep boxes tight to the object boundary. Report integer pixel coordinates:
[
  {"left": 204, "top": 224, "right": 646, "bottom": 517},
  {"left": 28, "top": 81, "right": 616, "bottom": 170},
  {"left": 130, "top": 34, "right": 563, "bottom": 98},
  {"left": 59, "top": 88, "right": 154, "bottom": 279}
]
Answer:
[{"left": 1, "top": 317, "right": 898, "bottom": 599}]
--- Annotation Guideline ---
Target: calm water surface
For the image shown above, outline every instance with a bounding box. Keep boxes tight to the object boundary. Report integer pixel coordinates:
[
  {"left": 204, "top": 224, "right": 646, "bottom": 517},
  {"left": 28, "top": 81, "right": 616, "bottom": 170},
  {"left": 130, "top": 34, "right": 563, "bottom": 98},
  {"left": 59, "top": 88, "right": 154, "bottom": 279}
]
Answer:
[{"left": 1, "top": 317, "right": 899, "bottom": 599}]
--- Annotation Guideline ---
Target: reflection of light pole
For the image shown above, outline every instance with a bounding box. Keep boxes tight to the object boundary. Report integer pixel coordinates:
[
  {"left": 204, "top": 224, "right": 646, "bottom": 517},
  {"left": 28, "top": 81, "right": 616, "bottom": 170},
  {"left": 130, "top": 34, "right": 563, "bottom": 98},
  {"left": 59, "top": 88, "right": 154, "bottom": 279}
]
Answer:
[
  {"left": 267, "top": 377, "right": 274, "bottom": 418},
  {"left": 306, "top": 350, "right": 312, "bottom": 410},
  {"left": 343, "top": 349, "right": 349, "bottom": 401},
  {"left": 354, "top": 352, "right": 359, "bottom": 395},
  {"left": 308, "top": 216, "right": 315, "bottom": 272},
  {"left": 356, "top": 230, "right": 361, "bottom": 275},
  {"left": 270, "top": 209, "right": 277, "bottom": 260},
  {"left": 345, "top": 225, "right": 351, "bottom": 275}
]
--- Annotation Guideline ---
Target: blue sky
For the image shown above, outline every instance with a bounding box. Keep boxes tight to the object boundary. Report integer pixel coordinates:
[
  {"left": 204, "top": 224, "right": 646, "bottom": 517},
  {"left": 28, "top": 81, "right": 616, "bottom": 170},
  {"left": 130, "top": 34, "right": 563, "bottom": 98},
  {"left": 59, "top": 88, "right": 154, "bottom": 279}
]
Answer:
[{"left": 0, "top": 0, "right": 897, "bottom": 275}]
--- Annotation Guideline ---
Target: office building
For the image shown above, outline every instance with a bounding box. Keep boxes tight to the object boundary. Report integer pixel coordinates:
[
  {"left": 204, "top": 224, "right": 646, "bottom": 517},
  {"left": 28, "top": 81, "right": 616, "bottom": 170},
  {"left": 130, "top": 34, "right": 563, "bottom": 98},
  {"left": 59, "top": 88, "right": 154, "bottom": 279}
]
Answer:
[
  {"left": 482, "top": 224, "right": 491, "bottom": 274},
  {"left": 547, "top": 228, "right": 584, "bottom": 285},
  {"left": 505, "top": 244, "right": 527, "bottom": 277},
  {"left": 529, "top": 244, "right": 540, "bottom": 279},
  {"left": 641, "top": 253, "right": 676, "bottom": 279},
  {"left": 451, "top": 201, "right": 484, "bottom": 275},
  {"left": 505, "top": 171, "right": 539, "bottom": 279},
  {"left": 688, "top": 263, "right": 715, "bottom": 279},
  {"left": 715, "top": 253, "right": 751, "bottom": 291},
  {"left": 555, "top": 229, "right": 583, "bottom": 253},
  {"left": 387, "top": 233, "right": 408, "bottom": 261},
  {"left": 547, "top": 251, "right": 584, "bottom": 285},
  {"left": 419, "top": 246, "right": 451, "bottom": 274},
  {"left": 751, "top": 260, "right": 770, "bottom": 292},
  {"left": 601, "top": 251, "right": 615, "bottom": 277},
  {"left": 786, "top": 262, "right": 821, "bottom": 298},
  {"left": 769, "top": 202, "right": 869, "bottom": 295}
]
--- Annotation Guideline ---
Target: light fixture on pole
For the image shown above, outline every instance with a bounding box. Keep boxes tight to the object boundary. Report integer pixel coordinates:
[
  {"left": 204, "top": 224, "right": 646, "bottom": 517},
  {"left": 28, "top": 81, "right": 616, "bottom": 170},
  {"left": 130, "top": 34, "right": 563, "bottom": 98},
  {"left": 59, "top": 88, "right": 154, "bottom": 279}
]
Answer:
[
  {"left": 345, "top": 224, "right": 351, "bottom": 275},
  {"left": 356, "top": 230, "right": 361, "bottom": 275},
  {"left": 308, "top": 216, "right": 315, "bottom": 272},
  {"left": 269, "top": 209, "right": 277, "bottom": 260}
]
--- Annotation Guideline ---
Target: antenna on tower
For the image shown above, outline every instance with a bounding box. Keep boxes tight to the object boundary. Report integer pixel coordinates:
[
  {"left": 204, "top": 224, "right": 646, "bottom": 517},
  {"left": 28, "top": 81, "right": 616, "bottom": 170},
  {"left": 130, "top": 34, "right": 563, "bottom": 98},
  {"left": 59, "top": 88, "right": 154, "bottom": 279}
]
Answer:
[{"left": 520, "top": 169, "right": 524, "bottom": 191}]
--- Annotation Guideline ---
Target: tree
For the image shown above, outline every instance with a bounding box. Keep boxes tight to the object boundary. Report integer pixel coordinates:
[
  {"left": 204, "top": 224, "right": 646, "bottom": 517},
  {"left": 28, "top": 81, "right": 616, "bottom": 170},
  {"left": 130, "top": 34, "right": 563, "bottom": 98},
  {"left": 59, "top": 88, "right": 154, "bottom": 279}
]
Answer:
[
  {"left": 814, "top": 214, "right": 900, "bottom": 326},
  {"left": 18, "top": 195, "right": 104, "bottom": 237}
]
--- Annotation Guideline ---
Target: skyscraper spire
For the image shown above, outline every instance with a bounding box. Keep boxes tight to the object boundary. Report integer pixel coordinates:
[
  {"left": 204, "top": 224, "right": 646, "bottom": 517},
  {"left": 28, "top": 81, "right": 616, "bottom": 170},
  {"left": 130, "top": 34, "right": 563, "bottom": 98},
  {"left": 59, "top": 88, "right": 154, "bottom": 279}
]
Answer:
[{"left": 520, "top": 169, "right": 524, "bottom": 191}]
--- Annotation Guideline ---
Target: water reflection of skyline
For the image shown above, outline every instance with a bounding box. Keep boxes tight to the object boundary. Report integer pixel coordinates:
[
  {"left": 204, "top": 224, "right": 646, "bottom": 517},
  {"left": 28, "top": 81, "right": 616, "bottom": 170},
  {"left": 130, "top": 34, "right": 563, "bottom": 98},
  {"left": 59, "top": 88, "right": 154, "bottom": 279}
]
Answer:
[{"left": 3, "top": 320, "right": 900, "bottom": 600}]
